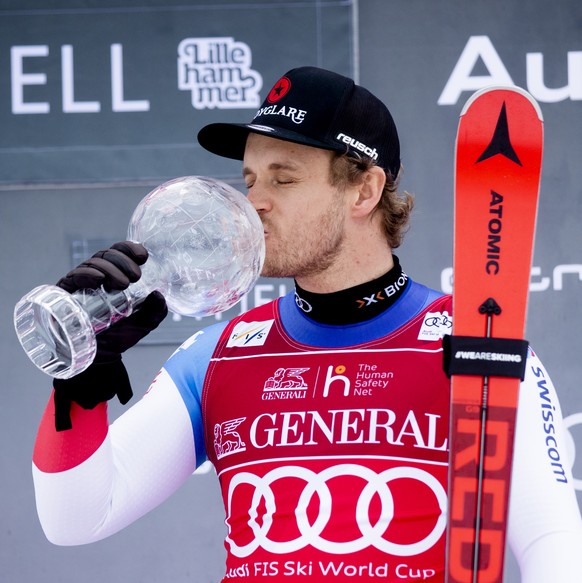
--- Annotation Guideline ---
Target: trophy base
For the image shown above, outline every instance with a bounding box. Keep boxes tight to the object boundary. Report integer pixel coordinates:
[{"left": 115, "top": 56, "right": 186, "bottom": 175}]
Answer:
[{"left": 14, "top": 285, "right": 97, "bottom": 379}]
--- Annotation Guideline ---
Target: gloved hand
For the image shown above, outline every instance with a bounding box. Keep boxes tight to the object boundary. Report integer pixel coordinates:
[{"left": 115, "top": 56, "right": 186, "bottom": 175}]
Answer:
[{"left": 53, "top": 241, "right": 168, "bottom": 431}]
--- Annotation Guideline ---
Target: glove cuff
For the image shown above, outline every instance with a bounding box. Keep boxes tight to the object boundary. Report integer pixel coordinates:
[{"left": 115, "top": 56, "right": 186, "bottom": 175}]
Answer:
[{"left": 53, "top": 359, "right": 133, "bottom": 431}]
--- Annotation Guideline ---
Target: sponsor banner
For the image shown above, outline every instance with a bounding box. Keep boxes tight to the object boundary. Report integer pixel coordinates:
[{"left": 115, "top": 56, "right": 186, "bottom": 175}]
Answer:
[{"left": 0, "top": 1, "right": 354, "bottom": 183}]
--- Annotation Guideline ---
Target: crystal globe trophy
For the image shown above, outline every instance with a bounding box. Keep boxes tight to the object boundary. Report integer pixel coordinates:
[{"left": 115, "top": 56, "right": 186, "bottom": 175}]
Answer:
[{"left": 14, "top": 176, "right": 265, "bottom": 379}]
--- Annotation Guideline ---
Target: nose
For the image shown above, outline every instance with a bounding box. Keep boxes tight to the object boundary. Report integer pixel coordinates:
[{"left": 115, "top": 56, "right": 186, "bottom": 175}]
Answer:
[{"left": 246, "top": 182, "right": 272, "bottom": 215}]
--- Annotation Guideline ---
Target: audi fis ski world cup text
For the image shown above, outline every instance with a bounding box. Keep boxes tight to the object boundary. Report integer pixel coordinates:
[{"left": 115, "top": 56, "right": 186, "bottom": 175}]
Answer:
[{"left": 225, "top": 559, "right": 437, "bottom": 579}]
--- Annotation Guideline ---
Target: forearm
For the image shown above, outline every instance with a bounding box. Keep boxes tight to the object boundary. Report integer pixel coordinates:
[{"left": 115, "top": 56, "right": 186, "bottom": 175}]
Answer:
[
  {"left": 32, "top": 395, "right": 116, "bottom": 545},
  {"left": 32, "top": 372, "right": 198, "bottom": 546},
  {"left": 508, "top": 352, "right": 582, "bottom": 581}
]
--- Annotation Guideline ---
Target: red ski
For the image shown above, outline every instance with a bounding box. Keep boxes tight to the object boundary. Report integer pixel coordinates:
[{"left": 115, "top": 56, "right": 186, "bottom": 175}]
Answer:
[{"left": 444, "top": 86, "right": 543, "bottom": 582}]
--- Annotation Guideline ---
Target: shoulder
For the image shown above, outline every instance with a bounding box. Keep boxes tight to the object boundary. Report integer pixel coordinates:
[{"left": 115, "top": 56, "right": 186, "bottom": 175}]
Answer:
[
  {"left": 162, "top": 320, "right": 230, "bottom": 389},
  {"left": 165, "top": 298, "right": 282, "bottom": 371}
]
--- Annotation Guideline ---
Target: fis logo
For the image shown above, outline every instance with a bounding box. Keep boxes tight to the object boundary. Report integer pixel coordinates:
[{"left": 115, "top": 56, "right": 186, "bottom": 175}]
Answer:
[{"left": 227, "top": 319, "right": 275, "bottom": 347}]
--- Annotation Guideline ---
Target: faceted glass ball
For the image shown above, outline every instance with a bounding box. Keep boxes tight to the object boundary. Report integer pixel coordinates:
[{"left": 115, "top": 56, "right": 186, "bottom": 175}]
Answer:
[{"left": 128, "top": 176, "right": 265, "bottom": 317}]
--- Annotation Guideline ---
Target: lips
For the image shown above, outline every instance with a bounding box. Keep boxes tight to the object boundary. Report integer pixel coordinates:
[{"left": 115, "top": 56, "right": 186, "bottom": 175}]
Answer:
[{"left": 260, "top": 220, "right": 269, "bottom": 237}]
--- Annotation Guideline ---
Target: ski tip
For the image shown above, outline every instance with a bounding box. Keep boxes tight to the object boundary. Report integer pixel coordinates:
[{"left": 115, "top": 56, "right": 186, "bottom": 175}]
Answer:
[{"left": 460, "top": 85, "right": 544, "bottom": 122}]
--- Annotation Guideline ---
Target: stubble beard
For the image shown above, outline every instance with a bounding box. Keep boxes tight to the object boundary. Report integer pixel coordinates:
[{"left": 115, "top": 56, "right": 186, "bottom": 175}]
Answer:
[{"left": 260, "top": 195, "right": 346, "bottom": 279}]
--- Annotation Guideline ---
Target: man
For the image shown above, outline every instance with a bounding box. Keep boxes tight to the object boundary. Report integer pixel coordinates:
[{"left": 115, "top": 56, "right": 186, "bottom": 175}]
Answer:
[{"left": 32, "top": 67, "right": 582, "bottom": 581}]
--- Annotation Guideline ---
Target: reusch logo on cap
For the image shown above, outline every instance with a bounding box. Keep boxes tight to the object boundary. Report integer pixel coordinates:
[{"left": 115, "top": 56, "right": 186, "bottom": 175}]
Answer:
[
  {"left": 267, "top": 76, "right": 292, "bottom": 103},
  {"left": 336, "top": 132, "right": 379, "bottom": 161}
]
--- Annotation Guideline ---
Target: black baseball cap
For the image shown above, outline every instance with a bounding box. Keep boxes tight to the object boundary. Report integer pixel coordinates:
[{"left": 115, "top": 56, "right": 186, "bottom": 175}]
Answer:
[{"left": 197, "top": 66, "right": 401, "bottom": 178}]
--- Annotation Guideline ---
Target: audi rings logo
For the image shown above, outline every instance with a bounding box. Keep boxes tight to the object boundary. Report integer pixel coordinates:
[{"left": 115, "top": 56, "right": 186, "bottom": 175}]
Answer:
[
  {"left": 418, "top": 310, "right": 453, "bottom": 341},
  {"left": 294, "top": 292, "right": 313, "bottom": 313},
  {"left": 225, "top": 464, "right": 447, "bottom": 558},
  {"left": 424, "top": 314, "right": 452, "bottom": 329}
]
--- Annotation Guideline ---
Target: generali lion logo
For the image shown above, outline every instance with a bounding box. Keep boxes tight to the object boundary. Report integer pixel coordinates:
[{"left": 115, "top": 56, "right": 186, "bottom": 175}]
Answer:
[
  {"left": 261, "top": 367, "right": 310, "bottom": 401},
  {"left": 214, "top": 418, "right": 246, "bottom": 460},
  {"left": 265, "top": 367, "right": 309, "bottom": 390}
]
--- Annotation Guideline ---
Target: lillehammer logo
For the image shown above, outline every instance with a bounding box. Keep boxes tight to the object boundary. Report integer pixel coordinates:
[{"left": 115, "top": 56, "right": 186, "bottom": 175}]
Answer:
[{"left": 178, "top": 36, "right": 262, "bottom": 110}]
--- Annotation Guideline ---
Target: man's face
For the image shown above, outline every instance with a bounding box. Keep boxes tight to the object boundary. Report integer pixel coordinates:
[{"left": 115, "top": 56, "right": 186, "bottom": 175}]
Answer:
[{"left": 243, "top": 134, "right": 347, "bottom": 280}]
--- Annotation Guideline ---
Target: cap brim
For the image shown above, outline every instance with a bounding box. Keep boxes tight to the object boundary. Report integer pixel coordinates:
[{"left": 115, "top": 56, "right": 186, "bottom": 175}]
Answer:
[{"left": 197, "top": 122, "right": 345, "bottom": 161}]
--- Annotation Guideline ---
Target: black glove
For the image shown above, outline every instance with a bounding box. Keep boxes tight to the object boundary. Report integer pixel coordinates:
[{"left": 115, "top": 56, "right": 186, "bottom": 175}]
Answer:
[
  {"left": 53, "top": 241, "right": 168, "bottom": 431},
  {"left": 56, "top": 240, "right": 148, "bottom": 294}
]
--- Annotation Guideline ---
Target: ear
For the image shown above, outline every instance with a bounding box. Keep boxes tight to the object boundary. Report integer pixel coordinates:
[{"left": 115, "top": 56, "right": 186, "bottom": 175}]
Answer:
[{"left": 351, "top": 166, "right": 386, "bottom": 218}]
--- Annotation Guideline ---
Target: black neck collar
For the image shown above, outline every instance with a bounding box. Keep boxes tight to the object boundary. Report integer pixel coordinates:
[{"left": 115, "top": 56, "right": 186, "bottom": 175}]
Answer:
[{"left": 293, "top": 256, "right": 409, "bottom": 325}]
